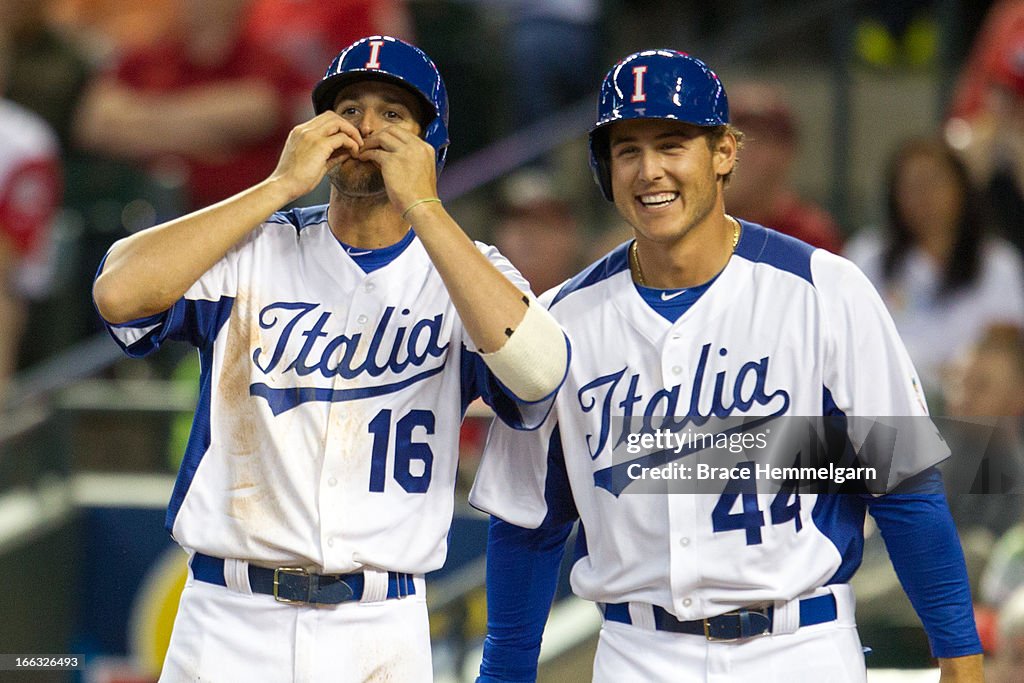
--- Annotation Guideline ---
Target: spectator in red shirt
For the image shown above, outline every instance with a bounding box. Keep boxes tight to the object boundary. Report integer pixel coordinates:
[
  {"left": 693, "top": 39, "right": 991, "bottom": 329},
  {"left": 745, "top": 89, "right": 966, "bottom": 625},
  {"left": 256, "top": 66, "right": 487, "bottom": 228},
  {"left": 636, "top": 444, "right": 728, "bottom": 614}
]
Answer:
[
  {"left": 72, "top": 0, "right": 308, "bottom": 211},
  {"left": 725, "top": 81, "right": 845, "bottom": 253}
]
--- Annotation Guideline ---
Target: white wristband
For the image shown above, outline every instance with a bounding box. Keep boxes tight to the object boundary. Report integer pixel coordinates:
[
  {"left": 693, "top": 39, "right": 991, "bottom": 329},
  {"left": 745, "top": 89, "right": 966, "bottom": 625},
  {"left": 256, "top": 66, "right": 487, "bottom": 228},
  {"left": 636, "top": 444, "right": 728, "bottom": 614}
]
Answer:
[{"left": 480, "top": 297, "right": 568, "bottom": 402}]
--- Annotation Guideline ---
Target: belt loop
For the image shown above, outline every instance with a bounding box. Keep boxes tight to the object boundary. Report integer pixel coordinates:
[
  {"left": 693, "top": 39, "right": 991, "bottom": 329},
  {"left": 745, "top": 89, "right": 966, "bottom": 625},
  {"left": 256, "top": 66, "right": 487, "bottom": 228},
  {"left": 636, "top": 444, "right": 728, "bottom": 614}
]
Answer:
[
  {"left": 360, "top": 568, "right": 389, "bottom": 603},
  {"left": 771, "top": 597, "right": 800, "bottom": 635},
  {"left": 629, "top": 603, "right": 657, "bottom": 631},
  {"left": 829, "top": 584, "right": 856, "bottom": 625},
  {"left": 224, "top": 558, "right": 253, "bottom": 596}
]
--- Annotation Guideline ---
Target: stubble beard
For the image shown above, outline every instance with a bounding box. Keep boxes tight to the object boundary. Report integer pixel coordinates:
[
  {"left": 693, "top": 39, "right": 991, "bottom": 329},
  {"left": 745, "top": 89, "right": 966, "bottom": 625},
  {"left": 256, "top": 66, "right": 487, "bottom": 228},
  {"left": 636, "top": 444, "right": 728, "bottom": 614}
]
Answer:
[{"left": 328, "top": 162, "right": 388, "bottom": 201}]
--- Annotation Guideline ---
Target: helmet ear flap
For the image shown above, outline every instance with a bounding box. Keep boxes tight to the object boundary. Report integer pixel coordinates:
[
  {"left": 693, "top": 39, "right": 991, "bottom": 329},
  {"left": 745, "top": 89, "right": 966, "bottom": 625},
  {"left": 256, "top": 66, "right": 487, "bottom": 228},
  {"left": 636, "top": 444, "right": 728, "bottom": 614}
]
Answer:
[
  {"left": 589, "top": 129, "right": 613, "bottom": 201},
  {"left": 595, "top": 156, "right": 613, "bottom": 202},
  {"left": 433, "top": 133, "right": 449, "bottom": 174}
]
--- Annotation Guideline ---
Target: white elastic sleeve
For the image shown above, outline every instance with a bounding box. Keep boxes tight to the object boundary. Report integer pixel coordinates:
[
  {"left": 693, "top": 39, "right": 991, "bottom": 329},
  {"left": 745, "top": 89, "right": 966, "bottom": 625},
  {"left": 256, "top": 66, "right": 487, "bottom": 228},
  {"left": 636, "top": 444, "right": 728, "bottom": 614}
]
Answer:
[{"left": 479, "top": 295, "right": 568, "bottom": 403}]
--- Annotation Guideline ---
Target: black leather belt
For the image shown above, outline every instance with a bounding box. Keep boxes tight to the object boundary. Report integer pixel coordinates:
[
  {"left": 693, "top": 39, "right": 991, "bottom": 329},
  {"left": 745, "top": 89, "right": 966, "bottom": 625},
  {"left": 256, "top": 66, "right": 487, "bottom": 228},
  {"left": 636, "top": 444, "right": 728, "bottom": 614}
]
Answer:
[
  {"left": 603, "top": 593, "right": 837, "bottom": 641},
  {"left": 190, "top": 552, "right": 415, "bottom": 606}
]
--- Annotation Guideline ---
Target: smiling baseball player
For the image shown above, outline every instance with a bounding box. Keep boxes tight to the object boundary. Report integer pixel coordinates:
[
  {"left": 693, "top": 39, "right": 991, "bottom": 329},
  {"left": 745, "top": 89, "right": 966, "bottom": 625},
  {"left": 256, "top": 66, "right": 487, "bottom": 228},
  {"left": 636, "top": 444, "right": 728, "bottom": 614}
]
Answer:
[
  {"left": 93, "top": 36, "right": 567, "bottom": 682},
  {"left": 471, "top": 49, "right": 983, "bottom": 682}
]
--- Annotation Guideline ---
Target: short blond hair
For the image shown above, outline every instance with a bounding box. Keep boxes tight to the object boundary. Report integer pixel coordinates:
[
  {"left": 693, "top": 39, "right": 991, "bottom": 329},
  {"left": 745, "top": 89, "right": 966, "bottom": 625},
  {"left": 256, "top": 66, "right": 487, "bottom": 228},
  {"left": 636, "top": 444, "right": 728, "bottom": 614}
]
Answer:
[{"left": 705, "top": 124, "right": 745, "bottom": 186}]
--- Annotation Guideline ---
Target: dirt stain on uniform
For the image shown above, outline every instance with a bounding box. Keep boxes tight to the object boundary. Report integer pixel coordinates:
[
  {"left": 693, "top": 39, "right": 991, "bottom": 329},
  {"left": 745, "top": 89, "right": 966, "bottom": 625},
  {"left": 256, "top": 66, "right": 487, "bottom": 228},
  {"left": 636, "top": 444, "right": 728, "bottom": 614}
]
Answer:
[
  {"left": 217, "top": 288, "right": 285, "bottom": 527},
  {"left": 218, "top": 288, "right": 261, "bottom": 456},
  {"left": 362, "top": 664, "right": 397, "bottom": 682},
  {"left": 328, "top": 404, "right": 366, "bottom": 481}
]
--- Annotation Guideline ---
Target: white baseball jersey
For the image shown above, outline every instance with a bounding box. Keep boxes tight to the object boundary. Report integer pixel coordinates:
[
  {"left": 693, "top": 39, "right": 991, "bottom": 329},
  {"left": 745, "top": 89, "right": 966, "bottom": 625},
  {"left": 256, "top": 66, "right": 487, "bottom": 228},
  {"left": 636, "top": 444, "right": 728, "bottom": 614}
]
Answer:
[
  {"left": 471, "top": 220, "right": 948, "bottom": 619},
  {"left": 102, "top": 205, "right": 545, "bottom": 575}
]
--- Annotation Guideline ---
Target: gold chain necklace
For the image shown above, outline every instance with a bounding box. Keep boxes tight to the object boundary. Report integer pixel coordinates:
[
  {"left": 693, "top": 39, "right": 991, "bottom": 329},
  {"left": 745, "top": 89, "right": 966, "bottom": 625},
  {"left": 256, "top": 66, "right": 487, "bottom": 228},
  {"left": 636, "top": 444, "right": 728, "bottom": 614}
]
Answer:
[
  {"left": 630, "top": 240, "right": 647, "bottom": 286},
  {"left": 631, "top": 217, "right": 740, "bottom": 286}
]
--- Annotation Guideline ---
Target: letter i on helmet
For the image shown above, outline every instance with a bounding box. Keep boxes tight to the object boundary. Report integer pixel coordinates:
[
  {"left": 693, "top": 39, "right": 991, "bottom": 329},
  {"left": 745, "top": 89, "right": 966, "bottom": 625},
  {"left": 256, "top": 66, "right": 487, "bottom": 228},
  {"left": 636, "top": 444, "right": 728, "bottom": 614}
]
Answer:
[
  {"left": 313, "top": 35, "right": 450, "bottom": 173},
  {"left": 589, "top": 49, "right": 730, "bottom": 201}
]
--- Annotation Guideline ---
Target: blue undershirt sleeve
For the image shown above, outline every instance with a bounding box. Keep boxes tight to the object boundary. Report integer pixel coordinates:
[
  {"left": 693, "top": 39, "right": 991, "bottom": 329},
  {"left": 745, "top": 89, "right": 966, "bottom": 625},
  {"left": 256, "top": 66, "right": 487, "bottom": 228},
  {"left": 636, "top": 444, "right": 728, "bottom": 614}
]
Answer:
[
  {"left": 477, "top": 517, "right": 574, "bottom": 683},
  {"left": 478, "top": 425, "right": 579, "bottom": 682},
  {"left": 865, "top": 467, "right": 982, "bottom": 658}
]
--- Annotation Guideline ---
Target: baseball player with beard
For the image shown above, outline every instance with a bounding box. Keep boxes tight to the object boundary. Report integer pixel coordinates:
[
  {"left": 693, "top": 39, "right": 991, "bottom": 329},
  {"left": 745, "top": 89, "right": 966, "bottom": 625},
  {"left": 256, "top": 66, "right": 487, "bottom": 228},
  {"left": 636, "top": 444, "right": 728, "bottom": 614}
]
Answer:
[
  {"left": 471, "top": 50, "right": 983, "bottom": 682},
  {"left": 93, "top": 36, "right": 568, "bottom": 682}
]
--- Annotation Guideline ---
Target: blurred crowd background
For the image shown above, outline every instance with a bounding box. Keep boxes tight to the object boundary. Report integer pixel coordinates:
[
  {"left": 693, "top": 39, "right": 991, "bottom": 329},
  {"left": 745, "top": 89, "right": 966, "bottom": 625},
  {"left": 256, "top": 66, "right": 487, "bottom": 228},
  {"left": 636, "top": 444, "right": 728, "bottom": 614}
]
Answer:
[{"left": 4, "top": 0, "right": 1024, "bottom": 681}]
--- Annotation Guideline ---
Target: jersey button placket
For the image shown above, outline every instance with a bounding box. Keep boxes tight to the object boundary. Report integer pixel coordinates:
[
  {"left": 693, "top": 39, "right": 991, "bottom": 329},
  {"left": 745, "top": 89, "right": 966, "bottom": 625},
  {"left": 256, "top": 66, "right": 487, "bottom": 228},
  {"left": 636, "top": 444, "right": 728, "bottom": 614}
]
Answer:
[
  {"left": 347, "top": 276, "right": 382, "bottom": 339},
  {"left": 661, "top": 339, "right": 687, "bottom": 388},
  {"left": 318, "top": 443, "right": 343, "bottom": 561},
  {"left": 323, "top": 280, "right": 380, "bottom": 563},
  {"left": 320, "top": 283, "right": 367, "bottom": 566},
  {"left": 660, "top": 340, "right": 697, "bottom": 616},
  {"left": 667, "top": 491, "right": 699, "bottom": 618}
]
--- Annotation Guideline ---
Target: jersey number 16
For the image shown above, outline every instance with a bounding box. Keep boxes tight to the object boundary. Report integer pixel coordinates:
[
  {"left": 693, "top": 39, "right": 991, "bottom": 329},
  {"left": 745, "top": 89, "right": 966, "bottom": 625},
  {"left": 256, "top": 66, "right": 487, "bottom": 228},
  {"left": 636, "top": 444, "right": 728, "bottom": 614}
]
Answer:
[{"left": 367, "top": 408, "right": 435, "bottom": 493}]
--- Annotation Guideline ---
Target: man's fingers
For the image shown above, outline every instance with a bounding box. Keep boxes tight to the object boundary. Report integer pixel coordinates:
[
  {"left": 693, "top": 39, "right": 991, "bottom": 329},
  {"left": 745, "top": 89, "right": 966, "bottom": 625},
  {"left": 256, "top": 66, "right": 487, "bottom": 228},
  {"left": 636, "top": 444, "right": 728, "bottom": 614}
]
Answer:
[
  {"left": 330, "top": 131, "right": 361, "bottom": 156},
  {"left": 307, "top": 112, "right": 364, "bottom": 147},
  {"left": 358, "top": 134, "right": 388, "bottom": 153},
  {"left": 356, "top": 148, "right": 385, "bottom": 164},
  {"left": 361, "top": 126, "right": 420, "bottom": 152}
]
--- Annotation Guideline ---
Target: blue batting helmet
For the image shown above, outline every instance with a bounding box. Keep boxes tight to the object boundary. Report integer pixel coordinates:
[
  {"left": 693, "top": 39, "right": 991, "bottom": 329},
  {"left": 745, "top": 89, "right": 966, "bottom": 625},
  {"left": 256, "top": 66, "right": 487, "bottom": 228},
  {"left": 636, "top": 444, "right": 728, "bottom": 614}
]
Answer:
[
  {"left": 589, "top": 49, "right": 729, "bottom": 201},
  {"left": 313, "top": 36, "right": 450, "bottom": 172}
]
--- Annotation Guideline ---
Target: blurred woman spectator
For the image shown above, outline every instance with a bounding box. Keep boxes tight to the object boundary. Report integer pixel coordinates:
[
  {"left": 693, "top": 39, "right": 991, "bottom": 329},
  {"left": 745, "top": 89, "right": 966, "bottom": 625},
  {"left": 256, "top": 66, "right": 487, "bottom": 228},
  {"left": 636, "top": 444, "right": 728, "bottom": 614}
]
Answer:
[
  {"left": 725, "top": 81, "right": 844, "bottom": 252},
  {"left": 71, "top": 0, "right": 308, "bottom": 211},
  {"left": 845, "top": 135, "right": 1024, "bottom": 397},
  {"left": 0, "top": 96, "right": 61, "bottom": 400}
]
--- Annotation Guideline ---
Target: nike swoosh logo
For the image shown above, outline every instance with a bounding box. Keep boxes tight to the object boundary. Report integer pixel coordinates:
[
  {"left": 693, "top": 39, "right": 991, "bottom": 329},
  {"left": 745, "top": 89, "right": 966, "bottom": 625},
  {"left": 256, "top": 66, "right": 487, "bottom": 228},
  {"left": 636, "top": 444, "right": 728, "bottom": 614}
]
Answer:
[
  {"left": 347, "top": 249, "right": 373, "bottom": 256},
  {"left": 660, "top": 290, "right": 686, "bottom": 301}
]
